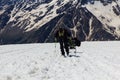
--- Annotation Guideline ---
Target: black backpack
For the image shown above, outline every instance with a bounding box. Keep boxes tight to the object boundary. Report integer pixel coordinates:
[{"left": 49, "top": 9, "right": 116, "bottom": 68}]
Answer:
[
  {"left": 73, "top": 38, "right": 81, "bottom": 47},
  {"left": 69, "top": 37, "right": 81, "bottom": 49}
]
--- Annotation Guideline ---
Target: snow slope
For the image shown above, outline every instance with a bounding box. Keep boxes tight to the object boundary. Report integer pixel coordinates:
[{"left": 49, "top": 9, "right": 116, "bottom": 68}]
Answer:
[
  {"left": 85, "top": 0, "right": 120, "bottom": 36},
  {"left": 0, "top": 41, "right": 120, "bottom": 80}
]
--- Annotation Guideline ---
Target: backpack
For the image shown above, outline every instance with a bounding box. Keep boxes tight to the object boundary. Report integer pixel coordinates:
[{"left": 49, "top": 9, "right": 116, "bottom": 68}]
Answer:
[
  {"left": 74, "top": 38, "right": 81, "bottom": 47},
  {"left": 69, "top": 37, "right": 81, "bottom": 49}
]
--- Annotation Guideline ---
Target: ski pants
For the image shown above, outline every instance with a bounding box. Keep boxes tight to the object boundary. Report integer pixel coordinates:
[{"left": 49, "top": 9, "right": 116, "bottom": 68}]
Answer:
[{"left": 59, "top": 39, "right": 69, "bottom": 56}]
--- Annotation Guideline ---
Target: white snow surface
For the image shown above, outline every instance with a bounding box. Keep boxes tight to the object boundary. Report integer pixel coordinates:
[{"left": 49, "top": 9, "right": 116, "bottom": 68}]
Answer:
[{"left": 0, "top": 41, "right": 120, "bottom": 80}]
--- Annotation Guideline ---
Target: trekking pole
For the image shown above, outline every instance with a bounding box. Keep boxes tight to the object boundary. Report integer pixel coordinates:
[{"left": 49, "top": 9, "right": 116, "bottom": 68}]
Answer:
[
  {"left": 74, "top": 46, "right": 76, "bottom": 53},
  {"left": 55, "top": 42, "right": 56, "bottom": 53},
  {"left": 54, "top": 38, "right": 57, "bottom": 53}
]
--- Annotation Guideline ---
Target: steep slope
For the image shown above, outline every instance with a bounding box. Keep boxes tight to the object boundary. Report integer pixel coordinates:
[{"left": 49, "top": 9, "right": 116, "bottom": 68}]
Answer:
[
  {"left": 0, "top": 0, "right": 72, "bottom": 44},
  {"left": 85, "top": 1, "right": 120, "bottom": 38},
  {"left": 0, "top": 0, "right": 120, "bottom": 44},
  {"left": 47, "top": 6, "right": 118, "bottom": 42}
]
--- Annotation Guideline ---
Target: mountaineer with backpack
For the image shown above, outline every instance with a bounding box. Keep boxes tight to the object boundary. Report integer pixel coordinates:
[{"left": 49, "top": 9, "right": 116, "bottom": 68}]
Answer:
[
  {"left": 54, "top": 27, "right": 71, "bottom": 57},
  {"left": 54, "top": 26, "right": 81, "bottom": 57}
]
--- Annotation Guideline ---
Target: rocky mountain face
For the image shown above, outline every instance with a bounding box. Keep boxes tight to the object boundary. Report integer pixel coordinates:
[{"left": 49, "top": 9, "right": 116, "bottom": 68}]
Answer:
[{"left": 0, "top": 0, "right": 120, "bottom": 44}]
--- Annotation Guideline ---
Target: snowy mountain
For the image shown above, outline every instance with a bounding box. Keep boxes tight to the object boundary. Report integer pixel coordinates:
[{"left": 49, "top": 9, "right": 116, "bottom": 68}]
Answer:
[
  {"left": 0, "top": 0, "right": 120, "bottom": 44},
  {"left": 0, "top": 41, "right": 120, "bottom": 80}
]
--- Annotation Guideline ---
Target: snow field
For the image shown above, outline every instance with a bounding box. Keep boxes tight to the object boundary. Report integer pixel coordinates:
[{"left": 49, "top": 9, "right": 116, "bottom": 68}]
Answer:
[{"left": 0, "top": 41, "right": 120, "bottom": 80}]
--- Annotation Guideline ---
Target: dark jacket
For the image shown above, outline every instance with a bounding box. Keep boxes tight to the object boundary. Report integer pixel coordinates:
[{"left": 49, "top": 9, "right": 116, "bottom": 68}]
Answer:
[{"left": 54, "top": 28, "right": 71, "bottom": 42}]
